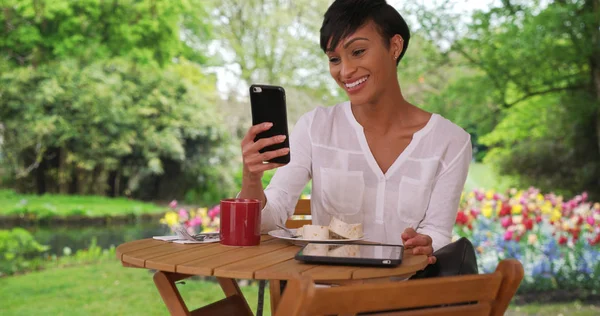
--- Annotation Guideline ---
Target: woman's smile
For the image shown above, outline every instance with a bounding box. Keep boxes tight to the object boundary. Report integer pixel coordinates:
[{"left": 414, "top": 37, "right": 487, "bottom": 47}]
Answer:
[{"left": 344, "top": 75, "right": 369, "bottom": 94}]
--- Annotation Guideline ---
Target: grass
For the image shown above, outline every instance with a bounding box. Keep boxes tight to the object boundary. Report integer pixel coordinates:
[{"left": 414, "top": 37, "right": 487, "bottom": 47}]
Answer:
[
  {"left": 0, "top": 260, "right": 271, "bottom": 316},
  {"left": 0, "top": 189, "right": 165, "bottom": 217},
  {"left": 1, "top": 259, "right": 599, "bottom": 316},
  {"left": 507, "top": 302, "right": 600, "bottom": 316},
  {"left": 464, "top": 162, "right": 513, "bottom": 193}
]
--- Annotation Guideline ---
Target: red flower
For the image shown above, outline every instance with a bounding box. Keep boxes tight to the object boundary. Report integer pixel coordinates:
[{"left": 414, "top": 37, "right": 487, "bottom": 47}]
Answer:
[
  {"left": 589, "top": 234, "right": 600, "bottom": 246},
  {"left": 577, "top": 216, "right": 584, "bottom": 226},
  {"left": 570, "top": 228, "right": 581, "bottom": 240},
  {"left": 559, "top": 236, "right": 568, "bottom": 245},
  {"left": 500, "top": 205, "right": 511, "bottom": 217},
  {"left": 536, "top": 215, "right": 543, "bottom": 223},
  {"left": 456, "top": 212, "right": 469, "bottom": 225},
  {"left": 524, "top": 218, "right": 534, "bottom": 230}
]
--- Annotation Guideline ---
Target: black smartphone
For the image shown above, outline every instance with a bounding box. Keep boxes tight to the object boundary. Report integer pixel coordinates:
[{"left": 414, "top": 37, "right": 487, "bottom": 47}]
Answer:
[{"left": 249, "top": 84, "right": 291, "bottom": 164}]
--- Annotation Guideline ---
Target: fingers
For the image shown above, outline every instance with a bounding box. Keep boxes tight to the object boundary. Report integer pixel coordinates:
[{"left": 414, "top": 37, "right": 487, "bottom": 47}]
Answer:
[
  {"left": 428, "top": 256, "right": 437, "bottom": 265},
  {"left": 410, "top": 245, "right": 434, "bottom": 257},
  {"left": 241, "top": 122, "right": 289, "bottom": 177},
  {"left": 241, "top": 122, "right": 273, "bottom": 146},
  {"left": 404, "top": 234, "right": 432, "bottom": 248},
  {"left": 401, "top": 227, "right": 417, "bottom": 242},
  {"left": 244, "top": 148, "right": 290, "bottom": 171},
  {"left": 244, "top": 135, "right": 287, "bottom": 157}
]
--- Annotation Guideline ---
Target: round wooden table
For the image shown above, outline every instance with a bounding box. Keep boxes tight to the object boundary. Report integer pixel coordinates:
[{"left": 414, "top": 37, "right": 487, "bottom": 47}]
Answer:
[{"left": 116, "top": 235, "right": 428, "bottom": 316}]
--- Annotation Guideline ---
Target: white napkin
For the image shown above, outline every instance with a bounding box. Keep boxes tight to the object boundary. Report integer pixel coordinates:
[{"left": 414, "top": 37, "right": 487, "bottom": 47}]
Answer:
[{"left": 152, "top": 235, "right": 220, "bottom": 244}]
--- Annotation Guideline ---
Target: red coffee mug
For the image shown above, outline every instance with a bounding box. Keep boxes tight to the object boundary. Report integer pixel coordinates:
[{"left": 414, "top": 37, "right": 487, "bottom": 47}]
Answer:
[{"left": 219, "top": 198, "right": 262, "bottom": 246}]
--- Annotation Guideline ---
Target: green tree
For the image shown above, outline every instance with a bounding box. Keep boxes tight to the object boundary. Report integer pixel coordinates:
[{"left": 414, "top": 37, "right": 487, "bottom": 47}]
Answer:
[
  {"left": 405, "top": 0, "right": 600, "bottom": 198},
  {"left": 0, "top": 0, "right": 236, "bottom": 204},
  {"left": 0, "top": 0, "right": 211, "bottom": 67}
]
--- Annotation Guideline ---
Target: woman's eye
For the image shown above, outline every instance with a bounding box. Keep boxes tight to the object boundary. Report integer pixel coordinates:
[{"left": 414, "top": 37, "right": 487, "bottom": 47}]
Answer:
[
  {"left": 329, "top": 56, "right": 340, "bottom": 64},
  {"left": 353, "top": 49, "right": 365, "bottom": 56}
]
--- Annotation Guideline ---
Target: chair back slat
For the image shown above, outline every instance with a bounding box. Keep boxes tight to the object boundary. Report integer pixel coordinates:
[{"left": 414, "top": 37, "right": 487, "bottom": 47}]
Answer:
[
  {"left": 285, "top": 219, "right": 312, "bottom": 229},
  {"left": 294, "top": 199, "right": 311, "bottom": 215},
  {"left": 275, "top": 259, "right": 524, "bottom": 316},
  {"left": 304, "top": 273, "right": 502, "bottom": 315},
  {"left": 376, "top": 302, "right": 492, "bottom": 316},
  {"left": 285, "top": 199, "right": 311, "bottom": 228}
]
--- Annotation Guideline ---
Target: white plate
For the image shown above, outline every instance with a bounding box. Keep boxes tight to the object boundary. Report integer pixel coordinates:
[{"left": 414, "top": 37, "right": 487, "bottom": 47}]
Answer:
[{"left": 267, "top": 229, "right": 364, "bottom": 246}]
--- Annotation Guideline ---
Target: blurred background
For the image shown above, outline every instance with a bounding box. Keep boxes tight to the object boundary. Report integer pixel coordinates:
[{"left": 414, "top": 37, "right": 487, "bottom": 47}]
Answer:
[{"left": 1, "top": 0, "right": 599, "bottom": 315}]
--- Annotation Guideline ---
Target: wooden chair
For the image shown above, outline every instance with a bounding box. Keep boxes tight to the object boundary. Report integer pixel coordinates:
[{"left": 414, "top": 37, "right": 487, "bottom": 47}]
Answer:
[
  {"left": 285, "top": 198, "right": 312, "bottom": 228},
  {"left": 274, "top": 259, "right": 524, "bottom": 316}
]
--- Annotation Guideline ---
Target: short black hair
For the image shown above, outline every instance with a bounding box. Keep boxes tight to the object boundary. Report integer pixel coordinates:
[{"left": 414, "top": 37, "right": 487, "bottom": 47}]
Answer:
[{"left": 320, "top": 0, "right": 410, "bottom": 65}]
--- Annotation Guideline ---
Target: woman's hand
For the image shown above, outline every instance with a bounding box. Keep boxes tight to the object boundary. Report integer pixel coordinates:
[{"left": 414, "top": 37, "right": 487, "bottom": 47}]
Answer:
[
  {"left": 241, "top": 122, "right": 290, "bottom": 184},
  {"left": 401, "top": 227, "right": 437, "bottom": 265}
]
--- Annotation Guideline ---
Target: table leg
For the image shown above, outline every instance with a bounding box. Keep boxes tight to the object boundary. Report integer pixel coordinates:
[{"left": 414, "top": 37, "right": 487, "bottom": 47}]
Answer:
[
  {"left": 269, "top": 280, "right": 282, "bottom": 313},
  {"left": 153, "top": 271, "right": 192, "bottom": 316},
  {"left": 216, "top": 277, "right": 254, "bottom": 315},
  {"left": 153, "top": 272, "right": 253, "bottom": 316}
]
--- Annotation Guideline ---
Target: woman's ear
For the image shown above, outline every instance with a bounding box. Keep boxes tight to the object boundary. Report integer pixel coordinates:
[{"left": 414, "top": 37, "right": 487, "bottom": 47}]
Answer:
[{"left": 390, "top": 34, "right": 404, "bottom": 62}]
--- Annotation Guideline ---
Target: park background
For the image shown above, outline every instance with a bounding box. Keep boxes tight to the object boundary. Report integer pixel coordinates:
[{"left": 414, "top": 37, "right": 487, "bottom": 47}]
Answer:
[{"left": 1, "top": 0, "right": 599, "bottom": 315}]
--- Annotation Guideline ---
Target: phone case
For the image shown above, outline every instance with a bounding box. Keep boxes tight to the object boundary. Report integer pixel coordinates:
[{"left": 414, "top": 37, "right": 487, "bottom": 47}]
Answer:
[{"left": 249, "top": 84, "right": 291, "bottom": 164}]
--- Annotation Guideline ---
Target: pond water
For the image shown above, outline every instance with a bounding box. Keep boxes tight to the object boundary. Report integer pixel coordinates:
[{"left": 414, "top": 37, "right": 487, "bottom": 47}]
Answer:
[{"left": 25, "top": 222, "right": 171, "bottom": 256}]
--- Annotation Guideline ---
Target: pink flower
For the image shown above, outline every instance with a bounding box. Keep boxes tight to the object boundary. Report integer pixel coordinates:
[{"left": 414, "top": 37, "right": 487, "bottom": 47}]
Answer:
[
  {"left": 189, "top": 217, "right": 202, "bottom": 227},
  {"left": 208, "top": 205, "right": 220, "bottom": 220},
  {"left": 582, "top": 192, "right": 588, "bottom": 202},
  {"left": 178, "top": 208, "right": 188, "bottom": 220},
  {"left": 169, "top": 200, "right": 178, "bottom": 208},
  {"left": 504, "top": 230, "right": 513, "bottom": 241},
  {"left": 501, "top": 217, "right": 513, "bottom": 228},
  {"left": 587, "top": 216, "right": 595, "bottom": 226}
]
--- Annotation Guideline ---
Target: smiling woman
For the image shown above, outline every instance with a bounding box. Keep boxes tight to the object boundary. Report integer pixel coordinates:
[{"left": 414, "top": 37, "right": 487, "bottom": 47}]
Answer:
[{"left": 238, "top": 0, "right": 472, "bottom": 266}]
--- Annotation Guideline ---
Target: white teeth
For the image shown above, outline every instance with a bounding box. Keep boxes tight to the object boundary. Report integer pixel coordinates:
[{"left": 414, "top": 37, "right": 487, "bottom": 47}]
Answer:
[{"left": 345, "top": 76, "right": 368, "bottom": 88}]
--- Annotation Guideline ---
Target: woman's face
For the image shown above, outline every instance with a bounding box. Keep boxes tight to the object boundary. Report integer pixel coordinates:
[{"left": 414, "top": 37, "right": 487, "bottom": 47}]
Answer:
[{"left": 326, "top": 21, "right": 402, "bottom": 106}]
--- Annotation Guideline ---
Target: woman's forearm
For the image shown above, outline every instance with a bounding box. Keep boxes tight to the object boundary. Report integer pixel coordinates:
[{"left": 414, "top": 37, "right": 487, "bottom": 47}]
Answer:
[{"left": 239, "top": 179, "right": 267, "bottom": 208}]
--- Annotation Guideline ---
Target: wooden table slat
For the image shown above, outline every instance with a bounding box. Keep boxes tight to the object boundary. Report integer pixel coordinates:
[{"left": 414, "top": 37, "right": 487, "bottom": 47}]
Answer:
[
  {"left": 123, "top": 242, "right": 207, "bottom": 267},
  {"left": 254, "top": 256, "right": 319, "bottom": 280},
  {"left": 213, "top": 245, "right": 302, "bottom": 279},
  {"left": 146, "top": 243, "right": 238, "bottom": 272},
  {"left": 300, "top": 264, "right": 360, "bottom": 280},
  {"left": 116, "top": 239, "right": 164, "bottom": 261},
  {"left": 176, "top": 239, "right": 290, "bottom": 276}
]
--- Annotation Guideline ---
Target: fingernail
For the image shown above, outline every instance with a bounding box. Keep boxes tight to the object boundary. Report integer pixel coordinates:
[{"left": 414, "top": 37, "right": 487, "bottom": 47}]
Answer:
[
  {"left": 279, "top": 135, "right": 287, "bottom": 141},
  {"left": 264, "top": 122, "right": 273, "bottom": 127}
]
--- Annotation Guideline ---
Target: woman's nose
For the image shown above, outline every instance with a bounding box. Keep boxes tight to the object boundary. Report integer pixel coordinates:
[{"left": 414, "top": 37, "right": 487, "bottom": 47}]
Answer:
[{"left": 340, "top": 59, "right": 358, "bottom": 79}]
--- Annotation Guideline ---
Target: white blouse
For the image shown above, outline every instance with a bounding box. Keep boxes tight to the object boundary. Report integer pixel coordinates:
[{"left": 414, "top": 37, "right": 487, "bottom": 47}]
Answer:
[{"left": 260, "top": 101, "right": 472, "bottom": 252}]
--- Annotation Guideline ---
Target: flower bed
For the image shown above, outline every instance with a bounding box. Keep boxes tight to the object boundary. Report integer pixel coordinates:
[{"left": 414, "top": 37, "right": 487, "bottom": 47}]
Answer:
[
  {"left": 159, "top": 200, "right": 221, "bottom": 235},
  {"left": 455, "top": 188, "right": 600, "bottom": 294}
]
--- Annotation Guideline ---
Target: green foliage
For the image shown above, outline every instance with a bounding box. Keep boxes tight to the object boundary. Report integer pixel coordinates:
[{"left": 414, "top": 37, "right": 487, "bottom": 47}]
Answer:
[
  {"left": 405, "top": 0, "right": 600, "bottom": 199},
  {"left": 0, "top": 228, "right": 49, "bottom": 276},
  {"left": 0, "top": 57, "right": 236, "bottom": 200},
  {"left": 0, "top": 0, "right": 211, "bottom": 67},
  {"left": 0, "top": 189, "right": 164, "bottom": 220}
]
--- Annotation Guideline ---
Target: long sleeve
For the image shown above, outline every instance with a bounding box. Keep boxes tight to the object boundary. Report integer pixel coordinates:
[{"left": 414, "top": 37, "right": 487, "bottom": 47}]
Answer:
[
  {"left": 260, "top": 111, "right": 313, "bottom": 233},
  {"left": 417, "top": 136, "right": 472, "bottom": 252}
]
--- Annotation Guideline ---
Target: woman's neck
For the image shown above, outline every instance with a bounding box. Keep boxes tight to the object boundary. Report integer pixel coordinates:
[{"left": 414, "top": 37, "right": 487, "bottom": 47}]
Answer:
[{"left": 351, "top": 84, "right": 414, "bottom": 134}]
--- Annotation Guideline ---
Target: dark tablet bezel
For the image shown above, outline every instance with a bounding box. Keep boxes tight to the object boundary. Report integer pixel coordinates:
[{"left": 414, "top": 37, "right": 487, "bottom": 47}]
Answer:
[{"left": 295, "top": 242, "right": 404, "bottom": 267}]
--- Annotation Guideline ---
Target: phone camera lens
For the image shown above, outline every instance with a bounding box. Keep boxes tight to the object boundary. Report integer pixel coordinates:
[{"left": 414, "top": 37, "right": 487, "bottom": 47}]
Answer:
[{"left": 253, "top": 87, "right": 262, "bottom": 93}]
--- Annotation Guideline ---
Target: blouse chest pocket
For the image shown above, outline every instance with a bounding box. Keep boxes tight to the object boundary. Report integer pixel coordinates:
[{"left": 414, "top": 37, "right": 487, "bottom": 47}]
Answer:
[
  {"left": 397, "top": 176, "right": 433, "bottom": 223},
  {"left": 320, "top": 168, "right": 365, "bottom": 216}
]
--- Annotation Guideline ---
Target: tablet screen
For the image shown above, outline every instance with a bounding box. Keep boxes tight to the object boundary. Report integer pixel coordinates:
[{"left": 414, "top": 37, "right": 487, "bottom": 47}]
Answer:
[{"left": 298, "top": 243, "right": 403, "bottom": 260}]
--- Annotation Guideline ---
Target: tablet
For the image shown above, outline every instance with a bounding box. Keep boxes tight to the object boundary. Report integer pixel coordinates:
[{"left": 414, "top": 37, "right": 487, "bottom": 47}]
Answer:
[{"left": 295, "top": 242, "right": 404, "bottom": 267}]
